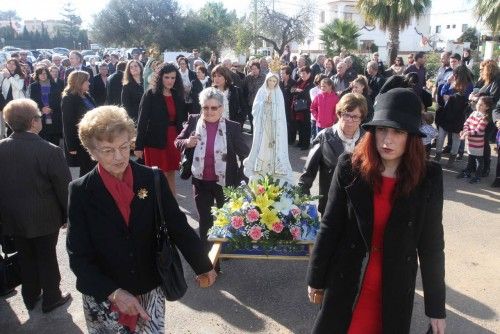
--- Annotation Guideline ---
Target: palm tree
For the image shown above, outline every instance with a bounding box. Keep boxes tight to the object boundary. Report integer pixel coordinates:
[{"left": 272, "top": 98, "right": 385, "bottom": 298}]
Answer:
[
  {"left": 357, "top": 0, "right": 431, "bottom": 64},
  {"left": 320, "top": 19, "right": 361, "bottom": 56},
  {"left": 473, "top": 0, "right": 499, "bottom": 34}
]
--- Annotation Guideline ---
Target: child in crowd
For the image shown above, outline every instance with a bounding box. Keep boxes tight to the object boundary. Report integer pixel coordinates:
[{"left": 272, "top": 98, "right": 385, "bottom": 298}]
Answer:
[
  {"left": 309, "top": 74, "right": 328, "bottom": 139},
  {"left": 310, "top": 77, "right": 339, "bottom": 133},
  {"left": 420, "top": 112, "right": 438, "bottom": 159},
  {"left": 457, "top": 96, "right": 492, "bottom": 183}
]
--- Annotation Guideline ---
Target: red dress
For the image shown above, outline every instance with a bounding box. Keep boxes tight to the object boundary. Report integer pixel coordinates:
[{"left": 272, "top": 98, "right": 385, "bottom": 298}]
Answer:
[
  {"left": 348, "top": 176, "right": 397, "bottom": 334},
  {"left": 144, "top": 95, "right": 181, "bottom": 172}
]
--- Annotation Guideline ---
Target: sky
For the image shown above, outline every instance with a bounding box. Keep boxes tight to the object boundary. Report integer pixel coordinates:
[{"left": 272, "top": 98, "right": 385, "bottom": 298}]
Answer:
[{"left": 1, "top": 0, "right": 300, "bottom": 28}]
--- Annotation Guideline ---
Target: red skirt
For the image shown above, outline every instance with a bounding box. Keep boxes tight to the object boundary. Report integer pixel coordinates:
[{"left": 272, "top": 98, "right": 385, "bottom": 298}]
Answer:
[{"left": 144, "top": 126, "right": 180, "bottom": 172}]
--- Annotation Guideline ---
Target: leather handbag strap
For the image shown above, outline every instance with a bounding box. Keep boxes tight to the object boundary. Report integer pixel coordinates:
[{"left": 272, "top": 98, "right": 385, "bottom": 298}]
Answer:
[{"left": 152, "top": 167, "right": 171, "bottom": 243}]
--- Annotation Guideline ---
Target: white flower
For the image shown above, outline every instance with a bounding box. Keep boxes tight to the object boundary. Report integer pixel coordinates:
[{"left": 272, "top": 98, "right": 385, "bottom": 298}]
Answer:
[{"left": 273, "top": 196, "right": 294, "bottom": 215}]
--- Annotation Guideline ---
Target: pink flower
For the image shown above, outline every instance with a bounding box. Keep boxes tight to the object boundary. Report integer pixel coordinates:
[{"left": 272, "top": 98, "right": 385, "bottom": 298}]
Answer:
[
  {"left": 256, "top": 185, "right": 265, "bottom": 195},
  {"left": 290, "top": 226, "right": 301, "bottom": 240},
  {"left": 230, "top": 216, "right": 245, "bottom": 229},
  {"left": 290, "top": 207, "right": 301, "bottom": 218},
  {"left": 272, "top": 221, "right": 284, "bottom": 233},
  {"left": 248, "top": 226, "right": 263, "bottom": 241},
  {"left": 246, "top": 208, "right": 260, "bottom": 222}
]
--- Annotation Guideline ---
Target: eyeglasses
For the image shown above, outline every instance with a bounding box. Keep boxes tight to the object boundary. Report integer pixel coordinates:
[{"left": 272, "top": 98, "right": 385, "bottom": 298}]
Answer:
[
  {"left": 202, "top": 105, "right": 221, "bottom": 112},
  {"left": 341, "top": 113, "right": 362, "bottom": 121},
  {"left": 95, "top": 143, "right": 131, "bottom": 157}
]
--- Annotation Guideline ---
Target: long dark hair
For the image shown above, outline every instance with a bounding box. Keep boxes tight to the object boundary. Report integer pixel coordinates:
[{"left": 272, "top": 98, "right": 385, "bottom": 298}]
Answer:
[
  {"left": 452, "top": 65, "right": 473, "bottom": 94},
  {"left": 7, "top": 59, "right": 25, "bottom": 78},
  {"left": 352, "top": 131, "right": 426, "bottom": 197},
  {"left": 151, "top": 63, "right": 184, "bottom": 97},
  {"left": 34, "top": 67, "right": 54, "bottom": 84}
]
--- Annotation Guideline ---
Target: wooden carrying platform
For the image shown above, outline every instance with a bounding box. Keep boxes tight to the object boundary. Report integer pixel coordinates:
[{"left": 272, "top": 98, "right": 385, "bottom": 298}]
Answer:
[{"left": 208, "top": 238, "right": 315, "bottom": 264}]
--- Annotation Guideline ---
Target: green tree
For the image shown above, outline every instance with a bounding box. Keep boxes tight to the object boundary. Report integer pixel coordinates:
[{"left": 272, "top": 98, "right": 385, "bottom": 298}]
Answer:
[
  {"left": 197, "top": 2, "right": 237, "bottom": 51},
  {"left": 60, "top": 2, "right": 83, "bottom": 40},
  {"left": 320, "top": 19, "right": 361, "bottom": 56},
  {"left": 357, "top": 0, "right": 431, "bottom": 64},
  {"left": 232, "top": 17, "right": 254, "bottom": 56},
  {"left": 91, "top": 0, "right": 184, "bottom": 50},
  {"left": 0, "top": 10, "right": 20, "bottom": 21},
  {"left": 457, "top": 27, "right": 480, "bottom": 50},
  {"left": 473, "top": 0, "right": 499, "bottom": 34},
  {"left": 252, "top": 0, "right": 314, "bottom": 56}
]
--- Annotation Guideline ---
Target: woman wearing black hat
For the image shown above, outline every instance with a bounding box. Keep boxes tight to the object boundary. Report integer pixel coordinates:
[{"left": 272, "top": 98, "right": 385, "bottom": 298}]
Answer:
[{"left": 307, "top": 88, "right": 446, "bottom": 334}]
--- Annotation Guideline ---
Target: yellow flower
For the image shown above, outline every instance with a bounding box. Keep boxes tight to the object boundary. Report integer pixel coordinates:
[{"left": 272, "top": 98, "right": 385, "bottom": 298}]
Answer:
[
  {"left": 229, "top": 198, "right": 244, "bottom": 212},
  {"left": 260, "top": 207, "right": 280, "bottom": 230},
  {"left": 266, "top": 184, "right": 281, "bottom": 200},
  {"left": 213, "top": 212, "right": 228, "bottom": 227},
  {"left": 253, "top": 193, "right": 274, "bottom": 209}
]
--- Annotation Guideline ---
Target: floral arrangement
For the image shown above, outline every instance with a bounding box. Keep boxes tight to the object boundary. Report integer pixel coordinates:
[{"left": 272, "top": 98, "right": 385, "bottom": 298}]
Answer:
[{"left": 208, "top": 175, "right": 320, "bottom": 250}]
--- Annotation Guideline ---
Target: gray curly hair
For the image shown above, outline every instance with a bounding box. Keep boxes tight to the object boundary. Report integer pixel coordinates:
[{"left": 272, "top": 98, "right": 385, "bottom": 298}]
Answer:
[{"left": 198, "top": 87, "right": 224, "bottom": 107}]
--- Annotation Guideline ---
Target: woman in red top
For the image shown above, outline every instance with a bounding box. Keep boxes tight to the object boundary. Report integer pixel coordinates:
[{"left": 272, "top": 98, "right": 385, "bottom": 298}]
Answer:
[
  {"left": 135, "top": 63, "right": 186, "bottom": 195},
  {"left": 307, "top": 88, "right": 446, "bottom": 334}
]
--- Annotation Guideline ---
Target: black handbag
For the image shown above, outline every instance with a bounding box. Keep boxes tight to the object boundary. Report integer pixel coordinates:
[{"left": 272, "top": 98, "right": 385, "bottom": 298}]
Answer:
[
  {"left": 152, "top": 167, "right": 188, "bottom": 301},
  {"left": 293, "top": 98, "right": 309, "bottom": 112},
  {"left": 179, "top": 148, "right": 194, "bottom": 180},
  {"left": 0, "top": 252, "right": 21, "bottom": 295}
]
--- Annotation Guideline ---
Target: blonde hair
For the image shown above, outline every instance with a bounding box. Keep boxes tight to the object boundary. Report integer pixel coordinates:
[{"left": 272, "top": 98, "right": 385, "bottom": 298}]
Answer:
[
  {"left": 78, "top": 106, "right": 136, "bottom": 151},
  {"left": 63, "top": 71, "right": 90, "bottom": 96},
  {"left": 336, "top": 93, "right": 368, "bottom": 119},
  {"left": 3, "top": 98, "right": 40, "bottom": 132}
]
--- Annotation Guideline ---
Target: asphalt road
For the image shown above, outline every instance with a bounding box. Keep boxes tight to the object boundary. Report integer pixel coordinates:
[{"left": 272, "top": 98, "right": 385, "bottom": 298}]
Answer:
[{"left": 1, "top": 132, "right": 499, "bottom": 334}]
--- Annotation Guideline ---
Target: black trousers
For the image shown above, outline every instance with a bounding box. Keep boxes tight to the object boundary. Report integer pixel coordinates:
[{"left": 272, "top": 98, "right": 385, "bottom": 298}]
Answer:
[
  {"left": 14, "top": 231, "right": 62, "bottom": 308},
  {"left": 296, "top": 111, "right": 311, "bottom": 149},
  {"left": 192, "top": 178, "right": 225, "bottom": 251},
  {"left": 464, "top": 154, "right": 484, "bottom": 178}
]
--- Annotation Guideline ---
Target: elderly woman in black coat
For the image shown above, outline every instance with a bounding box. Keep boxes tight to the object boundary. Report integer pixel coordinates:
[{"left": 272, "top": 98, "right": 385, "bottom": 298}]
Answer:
[
  {"left": 67, "top": 106, "right": 216, "bottom": 333},
  {"left": 307, "top": 88, "right": 446, "bottom": 334},
  {"left": 299, "top": 93, "right": 366, "bottom": 215},
  {"left": 175, "top": 87, "right": 249, "bottom": 256},
  {"left": 29, "top": 67, "right": 63, "bottom": 145},
  {"left": 190, "top": 65, "right": 212, "bottom": 114}
]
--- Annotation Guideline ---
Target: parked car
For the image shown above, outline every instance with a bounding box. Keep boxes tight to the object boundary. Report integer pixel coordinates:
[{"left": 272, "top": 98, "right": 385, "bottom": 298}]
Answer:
[
  {"left": 52, "top": 47, "right": 70, "bottom": 56},
  {"left": 81, "top": 49, "right": 98, "bottom": 57},
  {"left": 2, "top": 46, "right": 21, "bottom": 52}
]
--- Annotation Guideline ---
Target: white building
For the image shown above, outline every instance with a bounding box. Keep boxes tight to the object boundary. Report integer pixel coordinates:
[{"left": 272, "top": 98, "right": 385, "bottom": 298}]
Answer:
[
  {"left": 298, "top": 0, "right": 433, "bottom": 62},
  {"left": 429, "top": 0, "right": 489, "bottom": 48}
]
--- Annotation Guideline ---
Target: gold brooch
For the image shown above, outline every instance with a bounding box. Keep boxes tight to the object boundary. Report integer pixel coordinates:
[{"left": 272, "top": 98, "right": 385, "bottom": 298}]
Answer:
[{"left": 137, "top": 188, "right": 148, "bottom": 199}]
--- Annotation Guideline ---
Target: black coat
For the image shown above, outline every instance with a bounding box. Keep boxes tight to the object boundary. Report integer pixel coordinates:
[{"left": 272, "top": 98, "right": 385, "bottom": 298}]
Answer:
[
  {"left": 29, "top": 81, "right": 63, "bottom": 137},
  {"left": 135, "top": 89, "right": 186, "bottom": 150},
  {"left": 190, "top": 78, "right": 212, "bottom": 114},
  {"left": 280, "top": 78, "right": 296, "bottom": 123},
  {"left": 67, "top": 161, "right": 213, "bottom": 302},
  {"left": 226, "top": 84, "right": 245, "bottom": 123},
  {"left": 175, "top": 114, "right": 250, "bottom": 187},
  {"left": 435, "top": 93, "right": 468, "bottom": 133},
  {"left": 61, "top": 93, "right": 96, "bottom": 152},
  {"left": 308, "top": 154, "right": 445, "bottom": 333},
  {"left": 0, "top": 132, "right": 71, "bottom": 238},
  {"left": 368, "top": 74, "right": 386, "bottom": 101},
  {"left": 121, "top": 80, "right": 144, "bottom": 122},
  {"left": 90, "top": 74, "right": 107, "bottom": 106},
  {"left": 299, "top": 128, "right": 364, "bottom": 214},
  {"left": 106, "top": 71, "right": 124, "bottom": 105}
]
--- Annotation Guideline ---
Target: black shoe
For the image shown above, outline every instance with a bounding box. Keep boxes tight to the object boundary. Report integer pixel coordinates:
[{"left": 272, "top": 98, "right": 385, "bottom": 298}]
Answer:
[
  {"left": 42, "top": 293, "right": 72, "bottom": 313},
  {"left": 443, "top": 146, "right": 451, "bottom": 154},
  {"left": 456, "top": 154, "right": 464, "bottom": 161},
  {"left": 0, "top": 287, "right": 15, "bottom": 297},
  {"left": 469, "top": 176, "right": 480, "bottom": 184},
  {"left": 456, "top": 171, "right": 470, "bottom": 179},
  {"left": 491, "top": 179, "right": 500, "bottom": 188}
]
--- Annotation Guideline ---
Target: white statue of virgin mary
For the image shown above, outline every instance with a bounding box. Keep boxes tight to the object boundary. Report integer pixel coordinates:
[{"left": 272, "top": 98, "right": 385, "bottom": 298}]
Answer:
[{"left": 243, "top": 72, "right": 293, "bottom": 184}]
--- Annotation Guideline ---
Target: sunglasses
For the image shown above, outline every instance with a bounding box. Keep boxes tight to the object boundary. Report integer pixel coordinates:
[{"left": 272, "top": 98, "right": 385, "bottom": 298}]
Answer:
[{"left": 202, "top": 105, "right": 221, "bottom": 112}]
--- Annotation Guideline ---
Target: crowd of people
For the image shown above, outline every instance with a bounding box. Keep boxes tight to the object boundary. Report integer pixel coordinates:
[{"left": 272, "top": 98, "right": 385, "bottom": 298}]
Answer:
[{"left": 0, "top": 44, "right": 498, "bottom": 334}]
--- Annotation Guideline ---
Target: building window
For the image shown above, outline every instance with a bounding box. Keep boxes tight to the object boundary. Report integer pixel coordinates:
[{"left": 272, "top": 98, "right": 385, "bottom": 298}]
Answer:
[
  {"left": 462, "top": 24, "right": 468, "bottom": 32},
  {"left": 436, "top": 25, "right": 441, "bottom": 33},
  {"left": 446, "top": 25, "right": 450, "bottom": 29},
  {"left": 452, "top": 24, "right": 456, "bottom": 29},
  {"left": 320, "top": 11, "right": 325, "bottom": 23}
]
